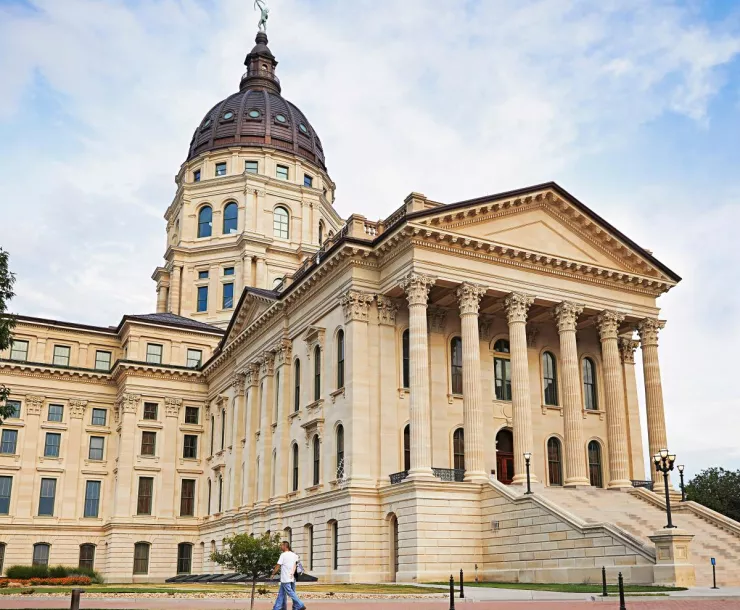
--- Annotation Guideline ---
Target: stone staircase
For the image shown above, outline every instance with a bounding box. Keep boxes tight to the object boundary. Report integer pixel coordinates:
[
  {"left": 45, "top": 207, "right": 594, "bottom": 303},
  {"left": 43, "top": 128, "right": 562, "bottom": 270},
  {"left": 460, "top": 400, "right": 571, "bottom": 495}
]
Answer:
[{"left": 536, "top": 485, "right": 740, "bottom": 587}]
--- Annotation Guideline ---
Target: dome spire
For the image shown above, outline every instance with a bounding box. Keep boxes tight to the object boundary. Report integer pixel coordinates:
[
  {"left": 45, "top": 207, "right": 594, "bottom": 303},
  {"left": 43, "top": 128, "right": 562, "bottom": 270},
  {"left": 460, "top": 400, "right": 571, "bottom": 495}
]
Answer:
[{"left": 240, "top": 17, "right": 280, "bottom": 93}]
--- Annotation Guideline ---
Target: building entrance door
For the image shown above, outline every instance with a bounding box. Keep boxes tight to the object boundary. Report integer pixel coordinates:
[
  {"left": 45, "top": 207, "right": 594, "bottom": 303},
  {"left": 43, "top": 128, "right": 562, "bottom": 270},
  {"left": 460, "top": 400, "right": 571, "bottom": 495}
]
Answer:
[{"left": 495, "top": 428, "right": 515, "bottom": 485}]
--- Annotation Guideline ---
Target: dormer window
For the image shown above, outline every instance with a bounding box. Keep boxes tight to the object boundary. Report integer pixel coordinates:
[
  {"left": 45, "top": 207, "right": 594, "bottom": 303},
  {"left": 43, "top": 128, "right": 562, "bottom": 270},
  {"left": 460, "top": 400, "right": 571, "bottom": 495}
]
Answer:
[
  {"left": 298, "top": 123, "right": 309, "bottom": 135},
  {"left": 275, "top": 114, "right": 287, "bottom": 124},
  {"left": 247, "top": 109, "right": 261, "bottom": 119},
  {"left": 222, "top": 111, "right": 234, "bottom": 121}
]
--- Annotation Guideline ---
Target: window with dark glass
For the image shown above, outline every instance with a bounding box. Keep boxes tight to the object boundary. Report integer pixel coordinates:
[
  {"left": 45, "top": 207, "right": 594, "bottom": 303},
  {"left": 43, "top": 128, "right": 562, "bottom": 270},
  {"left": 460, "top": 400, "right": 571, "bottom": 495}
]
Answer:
[
  {"left": 314, "top": 346, "right": 321, "bottom": 400},
  {"left": 186, "top": 349, "right": 202, "bottom": 368},
  {"left": 336, "top": 330, "right": 345, "bottom": 389},
  {"left": 32, "top": 543, "right": 50, "bottom": 566},
  {"left": 84, "top": 481, "right": 101, "bottom": 517},
  {"left": 177, "top": 543, "right": 193, "bottom": 574},
  {"left": 133, "top": 542, "right": 149, "bottom": 574},
  {"left": 44, "top": 432, "right": 61, "bottom": 457},
  {"left": 583, "top": 358, "right": 598, "bottom": 410},
  {"left": 207, "top": 479, "right": 212, "bottom": 515},
  {"left": 303, "top": 174, "right": 313, "bottom": 188},
  {"left": 79, "top": 544, "right": 95, "bottom": 570},
  {"left": 318, "top": 221, "right": 324, "bottom": 246},
  {"left": 336, "top": 425, "right": 344, "bottom": 479},
  {"left": 292, "top": 443, "right": 299, "bottom": 492},
  {"left": 88, "top": 436, "right": 104, "bottom": 461},
  {"left": 198, "top": 270, "right": 209, "bottom": 280},
  {"left": 588, "top": 441, "right": 603, "bottom": 488},
  {"left": 137, "top": 477, "right": 153, "bottom": 514},
  {"left": 198, "top": 206, "right": 213, "bottom": 238},
  {"left": 294, "top": 359, "right": 301, "bottom": 412},
  {"left": 180, "top": 479, "right": 195, "bottom": 516},
  {"left": 493, "top": 339, "right": 512, "bottom": 401},
  {"left": 193, "top": 169, "right": 201, "bottom": 182},
  {"left": 210, "top": 416, "right": 215, "bottom": 455},
  {"left": 47, "top": 404, "right": 63, "bottom": 422},
  {"left": 183, "top": 435, "right": 198, "bottom": 459},
  {"left": 52, "top": 345, "right": 71, "bottom": 366},
  {"left": 450, "top": 337, "right": 463, "bottom": 395},
  {"left": 141, "top": 431, "right": 156, "bottom": 456},
  {"left": 547, "top": 438, "right": 563, "bottom": 486},
  {"left": 5, "top": 400, "right": 20, "bottom": 419},
  {"left": 223, "top": 282, "right": 234, "bottom": 309},
  {"left": 145, "top": 344, "right": 162, "bottom": 364},
  {"left": 450, "top": 428, "right": 464, "bottom": 471},
  {"left": 10, "top": 340, "right": 28, "bottom": 361},
  {"left": 94, "top": 350, "right": 111, "bottom": 371},
  {"left": 245, "top": 160, "right": 258, "bottom": 174},
  {"left": 331, "top": 521, "right": 339, "bottom": 570},
  {"left": 402, "top": 330, "right": 410, "bottom": 389},
  {"left": 197, "top": 286, "right": 208, "bottom": 312},
  {"left": 220, "top": 408, "right": 226, "bottom": 450},
  {"left": 215, "top": 162, "right": 227, "bottom": 177},
  {"left": 542, "top": 351, "right": 558, "bottom": 406},
  {"left": 312, "top": 435, "right": 320, "bottom": 486},
  {"left": 143, "top": 402, "right": 158, "bottom": 420},
  {"left": 307, "top": 524, "right": 314, "bottom": 570},
  {"left": 276, "top": 165, "right": 289, "bottom": 180},
  {"left": 274, "top": 370, "right": 280, "bottom": 423},
  {"left": 224, "top": 266, "right": 234, "bottom": 276},
  {"left": 0, "top": 542, "right": 4, "bottom": 574},
  {"left": 403, "top": 424, "right": 410, "bottom": 471},
  {"left": 38, "top": 478, "right": 56, "bottom": 516},
  {"left": 1, "top": 429, "right": 18, "bottom": 454},
  {"left": 273, "top": 206, "right": 289, "bottom": 239},
  {"left": 184, "top": 406, "right": 199, "bottom": 425},
  {"left": 0, "top": 476, "right": 12, "bottom": 514},
  {"left": 218, "top": 475, "right": 223, "bottom": 512},
  {"left": 91, "top": 408, "right": 107, "bottom": 426},
  {"left": 223, "top": 202, "right": 238, "bottom": 234}
]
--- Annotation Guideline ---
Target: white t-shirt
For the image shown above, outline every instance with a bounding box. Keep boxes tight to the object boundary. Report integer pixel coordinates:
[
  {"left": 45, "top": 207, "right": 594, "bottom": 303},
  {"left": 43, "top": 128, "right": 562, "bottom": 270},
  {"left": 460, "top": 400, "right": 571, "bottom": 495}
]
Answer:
[{"left": 277, "top": 551, "right": 299, "bottom": 583}]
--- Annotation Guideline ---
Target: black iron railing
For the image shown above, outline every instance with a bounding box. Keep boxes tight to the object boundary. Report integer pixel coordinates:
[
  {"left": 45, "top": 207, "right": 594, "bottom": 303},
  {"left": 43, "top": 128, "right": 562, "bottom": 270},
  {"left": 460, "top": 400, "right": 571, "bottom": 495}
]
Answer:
[
  {"left": 631, "top": 479, "right": 654, "bottom": 491},
  {"left": 390, "top": 471, "right": 409, "bottom": 484},
  {"left": 433, "top": 468, "right": 465, "bottom": 482}
]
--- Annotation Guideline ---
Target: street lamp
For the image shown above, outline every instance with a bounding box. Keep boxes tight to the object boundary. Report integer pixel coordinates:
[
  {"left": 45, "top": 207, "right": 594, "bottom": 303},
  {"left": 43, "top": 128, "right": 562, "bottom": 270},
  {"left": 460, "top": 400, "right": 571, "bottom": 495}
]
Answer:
[
  {"left": 653, "top": 449, "right": 677, "bottom": 528},
  {"left": 677, "top": 464, "right": 686, "bottom": 502},
  {"left": 524, "top": 452, "right": 533, "bottom": 495}
]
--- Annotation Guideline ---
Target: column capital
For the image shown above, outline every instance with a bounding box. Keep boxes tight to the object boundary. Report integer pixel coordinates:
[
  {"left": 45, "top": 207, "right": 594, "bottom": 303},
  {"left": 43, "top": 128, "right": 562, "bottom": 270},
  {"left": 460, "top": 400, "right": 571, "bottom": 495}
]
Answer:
[
  {"left": 553, "top": 301, "right": 584, "bottom": 332},
  {"left": 24, "top": 395, "right": 45, "bottom": 416},
  {"left": 376, "top": 295, "right": 399, "bottom": 326},
  {"left": 400, "top": 272, "right": 435, "bottom": 306},
  {"left": 637, "top": 318, "right": 665, "bottom": 346},
  {"left": 596, "top": 310, "right": 625, "bottom": 341},
  {"left": 619, "top": 337, "right": 640, "bottom": 364},
  {"left": 232, "top": 371, "right": 248, "bottom": 396},
  {"left": 165, "top": 397, "right": 183, "bottom": 418},
  {"left": 117, "top": 393, "right": 141, "bottom": 415},
  {"left": 259, "top": 352, "right": 276, "bottom": 377},
  {"left": 274, "top": 338, "right": 293, "bottom": 365},
  {"left": 69, "top": 400, "right": 88, "bottom": 419},
  {"left": 456, "top": 282, "right": 486, "bottom": 316},
  {"left": 504, "top": 292, "right": 534, "bottom": 324},
  {"left": 245, "top": 362, "right": 261, "bottom": 387},
  {"left": 339, "top": 289, "right": 375, "bottom": 323}
]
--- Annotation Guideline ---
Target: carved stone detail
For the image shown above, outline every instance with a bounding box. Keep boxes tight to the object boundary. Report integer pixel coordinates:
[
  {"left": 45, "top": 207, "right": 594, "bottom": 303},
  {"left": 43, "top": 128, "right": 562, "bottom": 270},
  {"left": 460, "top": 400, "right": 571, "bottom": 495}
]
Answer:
[
  {"left": 400, "top": 272, "right": 435, "bottom": 306},
  {"left": 637, "top": 318, "right": 665, "bottom": 347},
  {"left": 69, "top": 399, "right": 88, "bottom": 419},
  {"left": 301, "top": 418, "right": 324, "bottom": 448},
  {"left": 339, "top": 289, "right": 375, "bottom": 323},
  {"left": 596, "top": 310, "right": 625, "bottom": 341},
  {"left": 478, "top": 315, "right": 494, "bottom": 341},
  {"left": 504, "top": 293, "right": 534, "bottom": 324},
  {"left": 24, "top": 395, "right": 45, "bottom": 416},
  {"left": 456, "top": 282, "right": 486, "bottom": 316},
  {"left": 246, "top": 363, "right": 260, "bottom": 387},
  {"left": 526, "top": 327, "right": 539, "bottom": 348},
  {"left": 427, "top": 307, "right": 447, "bottom": 334},
  {"left": 619, "top": 337, "right": 639, "bottom": 364},
  {"left": 553, "top": 301, "right": 584, "bottom": 332},
  {"left": 376, "top": 295, "right": 399, "bottom": 326},
  {"left": 165, "top": 397, "right": 182, "bottom": 418},
  {"left": 260, "top": 352, "right": 275, "bottom": 377},
  {"left": 304, "top": 326, "right": 326, "bottom": 359},
  {"left": 232, "top": 371, "right": 247, "bottom": 396},
  {"left": 274, "top": 339, "right": 293, "bottom": 365}
]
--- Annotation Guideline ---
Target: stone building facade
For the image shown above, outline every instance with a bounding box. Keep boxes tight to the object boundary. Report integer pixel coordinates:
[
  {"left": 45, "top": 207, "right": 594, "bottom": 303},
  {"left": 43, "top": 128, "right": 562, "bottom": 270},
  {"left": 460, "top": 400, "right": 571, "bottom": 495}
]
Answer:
[{"left": 1, "top": 29, "right": 739, "bottom": 586}]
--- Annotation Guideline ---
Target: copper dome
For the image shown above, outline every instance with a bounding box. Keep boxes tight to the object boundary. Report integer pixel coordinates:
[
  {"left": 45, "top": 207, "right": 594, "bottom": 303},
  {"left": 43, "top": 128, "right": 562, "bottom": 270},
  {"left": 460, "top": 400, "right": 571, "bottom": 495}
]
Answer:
[{"left": 187, "top": 32, "right": 326, "bottom": 170}]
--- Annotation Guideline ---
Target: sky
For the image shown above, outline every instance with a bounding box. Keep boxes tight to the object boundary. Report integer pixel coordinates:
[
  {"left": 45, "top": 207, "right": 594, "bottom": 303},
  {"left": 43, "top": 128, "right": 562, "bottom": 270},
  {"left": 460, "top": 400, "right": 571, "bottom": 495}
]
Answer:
[{"left": 0, "top": 0, "right": 738, "bottom": 480}]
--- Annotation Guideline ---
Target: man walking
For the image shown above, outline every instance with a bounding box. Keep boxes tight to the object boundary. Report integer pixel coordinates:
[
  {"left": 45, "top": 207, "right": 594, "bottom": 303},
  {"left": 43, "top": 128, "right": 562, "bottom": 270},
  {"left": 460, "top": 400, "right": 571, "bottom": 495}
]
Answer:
[{"left": 271, "top": 540, "right": 306, "bottom": 610}]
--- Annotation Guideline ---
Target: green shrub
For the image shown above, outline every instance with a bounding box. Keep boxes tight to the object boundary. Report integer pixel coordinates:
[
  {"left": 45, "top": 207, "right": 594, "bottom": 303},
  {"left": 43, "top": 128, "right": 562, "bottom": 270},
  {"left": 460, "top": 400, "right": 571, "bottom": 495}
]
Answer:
[
  {"left": 5, "top": 564, "right": 103, "bottom": 583},
  {"left": 48, "top": 565, "right": 68, "bottom": 578},
  {"left": 5, "top": 565, "right": 49, "bottom": 579}
]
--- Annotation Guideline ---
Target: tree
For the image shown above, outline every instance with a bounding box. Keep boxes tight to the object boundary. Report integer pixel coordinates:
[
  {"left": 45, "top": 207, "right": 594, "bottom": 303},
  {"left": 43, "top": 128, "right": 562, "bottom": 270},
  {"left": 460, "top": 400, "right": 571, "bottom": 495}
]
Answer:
[
  {"left": 685, "top": 467, "right": 740, "bottom": 522},
  {"left": 211, "top": 532, "right": 282, "bottom": 610},
  {"left": 0, "top": 248, "right": 16, "bottom": 424}
]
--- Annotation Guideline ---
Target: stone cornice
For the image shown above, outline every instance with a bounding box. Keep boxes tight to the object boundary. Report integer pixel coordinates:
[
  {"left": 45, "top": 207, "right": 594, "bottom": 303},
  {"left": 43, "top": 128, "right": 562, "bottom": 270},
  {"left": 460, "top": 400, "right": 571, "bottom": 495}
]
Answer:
[
  {"left": 0, "top": 360, "right": 112, "bottom": 384},
  {"left": 111, "top": 361, "right": 206, "bottom": 384}
]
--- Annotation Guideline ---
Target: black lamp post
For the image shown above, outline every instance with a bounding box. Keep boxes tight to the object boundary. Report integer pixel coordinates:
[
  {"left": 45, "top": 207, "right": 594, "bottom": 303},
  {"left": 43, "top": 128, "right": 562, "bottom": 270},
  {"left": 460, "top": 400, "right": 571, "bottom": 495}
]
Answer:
[
  {"left": 653, "top": 449, "right": 676, "bottom": 528},
  {"left": 524, "top": 452, "right": 533, "bottom": 495},
  {"left": 677, "top": 464, "right": 686, "bottom": 502}
]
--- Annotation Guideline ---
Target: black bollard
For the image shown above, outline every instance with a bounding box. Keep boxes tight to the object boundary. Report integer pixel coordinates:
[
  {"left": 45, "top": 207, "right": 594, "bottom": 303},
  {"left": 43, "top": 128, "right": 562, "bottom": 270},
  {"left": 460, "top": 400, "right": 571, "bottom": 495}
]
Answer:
[
  {"left": 449, "top": 575, "right": 455, "bottom": 610},
  {"left": 70, "top": 588, "right": 82, "bottom": 610},
  {"left": 618, "top": 572, "right": 626, "bottom": 610},
  {"left": 602, "top": 566, "right": 608, "bottom": 597},
  {"left": 459, "top": 568, "right": 464, "bottom": 599}
]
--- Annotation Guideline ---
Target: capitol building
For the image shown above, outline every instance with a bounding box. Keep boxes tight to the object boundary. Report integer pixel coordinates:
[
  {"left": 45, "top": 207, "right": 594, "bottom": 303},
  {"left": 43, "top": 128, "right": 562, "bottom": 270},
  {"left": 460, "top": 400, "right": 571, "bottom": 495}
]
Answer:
[{"left": 1, "top": 24, "right": 738, "bottom": 587}]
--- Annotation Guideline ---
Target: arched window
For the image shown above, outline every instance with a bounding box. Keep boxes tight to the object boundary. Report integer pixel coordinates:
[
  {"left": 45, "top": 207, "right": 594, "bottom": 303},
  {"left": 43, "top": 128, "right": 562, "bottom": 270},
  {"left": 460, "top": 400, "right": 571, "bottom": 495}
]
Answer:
[
  {"left": 314, "top": 346, "right": 321, "bottom": 401},
  {"left": 306, "top": 524, "right": 314, "bottom": 570},
  {"left": 207, "top": 479, "right": 211, "bottom": 515},
  {"left": 588, "top": 441, "right": 603, "bottom": 488},
  {"left": 210, "top": 415, "right": 215, "bottom": 455},
  {"left": 274, "top": 370, "right": 280, "bottom": 423},
  {"left": 198, "top": 206, "right": 212, "bottom": 238},
  {"left": 318, "top": 220, "right": 325, "bottom": 246},
  {"left": 547, "top": 437, "right": 563, "bottom": 486},
  {"left": 218, "top": 475, "right": 223, "bottom": 512},
  {"left": 330, "top": 520, "right": 339, "bottom": 570},
  {"left": 223, "top": 202, "right": 238, "bottom": 234},
  {"left": 292, "top": 443, "right": 299, "bottom": 492},
  {"left": 402, "top": 330, "right": 410, "bottom": 389},
  {"left": 79, "top": 544, "right": 95, "bottom": 570},
  {"left": 453, "top": 428, "right": 465, "bottom": 471},
  {"left": 336, "top": 425, "right": 345, "bottom": 479},
  {"left": 312, "top": 435, "right": 320, "bottom": 486},
  {"left": 542, "top": 351, "right": 558, "bottom": 406},
  {"left": 450, "top": 337, "right": 463, "bottom": 394},
  {"left": 220, "top": 408, "right": 226, "bottom": 450},
  {"left": 582, "top": 358, "right": 598, "bottom": 410},
  {"left": 336, "top": 330, "right": 345, "bottom": 389},
  {"left": 403, "top": 424, "right": 411, "bottom": 471},
  {"left": 294, "top": 359, "right": 301, "bottom": 412},
  {"left": 0, "top": 543, "right": 5, "bottom": 575},
  {"left": 133, "top": 542, "right": 150, "bottom": 574},
  {"left": 273, "top": 206, "right": 289, "bottom": 239},
  {"left": 177, "top": 543, "right": 193, "bottom": 574},
  {"left": 283, "top": 527, "right": 292, "bottom": 546},
  {"left": 32, "top": 543, "right": 50, "bottom": 566},
  {"left": 493, "top": 339, "right": 512, "bottom": 401}
]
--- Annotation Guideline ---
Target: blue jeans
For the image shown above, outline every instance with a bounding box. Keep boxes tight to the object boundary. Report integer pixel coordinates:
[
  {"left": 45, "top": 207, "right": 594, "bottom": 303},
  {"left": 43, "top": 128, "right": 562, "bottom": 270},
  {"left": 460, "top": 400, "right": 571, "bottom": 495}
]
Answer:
[{"left": 272, "top": 581, "right": 305, "bottom": 610}]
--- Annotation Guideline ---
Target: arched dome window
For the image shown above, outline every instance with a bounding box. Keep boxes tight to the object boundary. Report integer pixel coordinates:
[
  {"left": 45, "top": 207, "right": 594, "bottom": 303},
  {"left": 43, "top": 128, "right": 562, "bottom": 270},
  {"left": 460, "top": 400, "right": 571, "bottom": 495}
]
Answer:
[
  {"left": 274, "top": 206, "right": 289, "bottom": 239},
  {"left": 223, "top": 202, "right": 238, "bottom": 234},
  {"left": 198, "top": 206, "right": 212, "bottom": 238}
]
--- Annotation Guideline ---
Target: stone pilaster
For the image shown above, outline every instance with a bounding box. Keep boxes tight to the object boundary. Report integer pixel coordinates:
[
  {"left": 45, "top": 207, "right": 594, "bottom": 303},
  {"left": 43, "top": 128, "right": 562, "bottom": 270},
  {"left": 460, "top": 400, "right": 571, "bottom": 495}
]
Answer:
[
  {"left": 376, "top": 296, "right": 400, "bottom": 480},
  {"left": 504, "top": 293, "right": 537, "bottom": 485},
  {"left": 619, "top": 337, "right": 646, "bottom": 480},
  {"left": 160, "top": 397, "right": 181, "bottom": 519},
  {"left": 400, "top": 272, "right": 436, "bottom": 480},
  {"left": 16, "top": 396, "right": 43, "bottom": 517},
  {"left": 168, "top": 265, "right": 182, "bottom": 315},
  {"left": 113, "top": 393, "right": 140, "bottom": 518},
  {"left": 257, "top": 352, "right": 275, "bottom": 504},
  {"left": 553, "top": 301, "right": 589, "bottom": 487},
  {"left": 272, "top": 340, "right": 292, "bottom": 501},
  {"left": 596, "top": 311, "right": 632, "bottom": 488},
  {"left": 456, "top": 282, "right": 488, "bottom": 483},
  {"left": 62, "top": 400, "right": 87, "bottom": 519},
  {"left": 244, "top": 363, "right": 260, "bottom": 507}
]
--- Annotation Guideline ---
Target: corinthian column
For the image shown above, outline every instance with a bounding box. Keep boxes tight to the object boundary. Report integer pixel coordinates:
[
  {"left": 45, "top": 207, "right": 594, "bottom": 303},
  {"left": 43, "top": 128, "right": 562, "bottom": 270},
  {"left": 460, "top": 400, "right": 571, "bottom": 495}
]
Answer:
[
  {"left": 457, "top": 282, "right": 488, "bottom": 483},
  {"left": 637, "top": 318, "right": 669, "bottom": 484},
  {"left": 553, "top": 301, "right": 589, "bottom": 487},
  {"left": 596, "top": 311, "right": 632, "bottom": 488},
  {"left": 400, "top": 272, "right": 435, "bottom": 480},
  {"left": 505, "top": 292, "right": 537, "bottom": 485}
]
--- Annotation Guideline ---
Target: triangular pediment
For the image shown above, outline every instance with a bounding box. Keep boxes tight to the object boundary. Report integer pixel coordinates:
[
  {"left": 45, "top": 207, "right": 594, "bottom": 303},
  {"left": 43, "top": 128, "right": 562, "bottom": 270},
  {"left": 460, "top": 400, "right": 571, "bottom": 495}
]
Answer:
[{"left": 222, "top": 289, "right": 277, "bottom": 346}]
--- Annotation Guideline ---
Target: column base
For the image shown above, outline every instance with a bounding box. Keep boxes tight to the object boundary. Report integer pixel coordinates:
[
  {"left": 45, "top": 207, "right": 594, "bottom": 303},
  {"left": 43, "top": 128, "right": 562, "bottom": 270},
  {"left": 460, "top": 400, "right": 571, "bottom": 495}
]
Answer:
[
  {"left": 511, "top": 473, "right": 539, "bottom": 485},
  {"left": 564, "top": 476, "right": 590, "bottom": 488},
  {"left": 463, "top": 470, "right": 489, "bottom": 484},
  {"left": 407, "top": 468, "right": 435, "bottom": 481},
  {"left": 607, "top": 479, "right": 634, "bottom": 489}
]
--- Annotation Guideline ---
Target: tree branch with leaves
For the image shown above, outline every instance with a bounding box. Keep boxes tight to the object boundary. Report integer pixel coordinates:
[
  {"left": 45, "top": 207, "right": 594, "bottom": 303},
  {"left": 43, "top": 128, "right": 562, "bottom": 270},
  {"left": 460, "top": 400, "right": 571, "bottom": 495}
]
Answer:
[{"left": 0, "top": 248, "right": 16, "bottom": 423}]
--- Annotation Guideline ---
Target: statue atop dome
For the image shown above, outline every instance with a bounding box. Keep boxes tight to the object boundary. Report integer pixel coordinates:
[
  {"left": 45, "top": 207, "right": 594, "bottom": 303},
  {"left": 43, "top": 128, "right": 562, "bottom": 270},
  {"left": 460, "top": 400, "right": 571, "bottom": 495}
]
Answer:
[{"left": 255, "top": 0, "right": 269, "bottom": 32}]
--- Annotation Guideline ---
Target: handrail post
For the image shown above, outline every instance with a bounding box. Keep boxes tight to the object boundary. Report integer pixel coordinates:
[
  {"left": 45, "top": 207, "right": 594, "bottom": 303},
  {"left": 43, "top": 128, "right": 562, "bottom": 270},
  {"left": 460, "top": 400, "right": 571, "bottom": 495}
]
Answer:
[
  {"left": 459, "top": 568, "right": 464, "bottom": 598},
  {"left": 602, "top": 566, "right": 608, "bottom": 596},
  {"left": 70, "top": 588, "right": 83, "bottom": 610},
  {"left": 449, "top": 574, "right": 455, "bottom": 610},
  {"left": 618, "top": 572, "right": 626, "bottom": 610}
]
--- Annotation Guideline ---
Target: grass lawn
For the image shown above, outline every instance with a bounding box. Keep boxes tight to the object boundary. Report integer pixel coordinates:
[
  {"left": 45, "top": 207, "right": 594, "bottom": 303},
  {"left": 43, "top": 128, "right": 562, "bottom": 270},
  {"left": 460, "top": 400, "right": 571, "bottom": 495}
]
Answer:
[{"left": 428, "top": 581, "right": 686, "bottom": 593}]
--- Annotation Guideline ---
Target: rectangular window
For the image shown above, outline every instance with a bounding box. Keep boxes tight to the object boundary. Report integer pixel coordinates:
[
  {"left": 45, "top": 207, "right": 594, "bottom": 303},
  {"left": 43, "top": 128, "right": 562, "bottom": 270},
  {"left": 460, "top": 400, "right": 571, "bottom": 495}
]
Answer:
[
  {"left": 276, "top": 165, "right": 289, "bottom": 180},
  {"left": 224, "top": 266, "right": 235, "bottom": 276},
  {"left": 52, "top": 345, "right": 71, "bottom": 366},
  {"left": 137, "top": 477, "right": 153, "bottom": 515},
  {"left": 197, "top": 286, "right": 208, "bottom": 312},
  {"left": 38, "top": 478, "right": 57, "bottom": 516},
  {"left": 193, "top": 169, "right": 201, "bottom": 182},
  {"left": 223, "top": 283, "right": 234, "bottom": 309},
  {"left": 79, "top": 544, "right": 95, "bottom": 570},
  {"left": 133, "top": 542, "right": 150, "bottom": 574},
  {"left": 180, "top": 479, "right": 196, "bottom": 516},
  {"left": 245, "top": 160, "right": 258, "bottom": 174},
  {"left": 303, "top": 174, "right": 313, "bottom": 188},
  {"left": 0, "top": 430, "right": 18, "bottom": 454},
  {"left": 47, "top": 404, "right": 63, "bottom": 422},
  {"left": 143, "top": 402, "right": 158, "bottom": 420},
  {"left": 0, "top": 476, "right": 12, "bottom": 514},
  {"left": 4, "top": 400, "right": 21, "bottom": 419},
  {"left": 141, "top": 431, "right": 156, "bottom": 456},
  {"left": 84, "top": 480, "right": 101, "bottom": 518},
  {"left": 184, "top": 406, "right": 199, "bottom": 425},
  {"left": 494, "top": 357, "right": 512, "bottom": 401},
  {"left": 32, "top": 544, "right": 50, "bottom": 566},
  {"left": 10, "top": 340, "right": 28, "bottom": 361},
  {"left": 186, "top": 349, "right": 202, "bottom": 368},
  {"left": 44, "top": 433, "right": 61, "bottom": 458},
  {"left": 146, "top": 344, "right": 163, "bottom": 364},
  {"left": 91, "top": 408, "right": 107, "bottom": 426},
  {"left": 183, "top": 435, "right": 198, "bottom": 459},
  {"left": 198, "top": 270, "right": 209, "bottom": 280},
  {"left": 94, "top": 350, "right": 112, "bottom": 371},
  {"left": 215, "top": 162, "right": 227, "bottom": 177},
  {"left": 88, "top": 436, "right": 105, "bottom": 461}
]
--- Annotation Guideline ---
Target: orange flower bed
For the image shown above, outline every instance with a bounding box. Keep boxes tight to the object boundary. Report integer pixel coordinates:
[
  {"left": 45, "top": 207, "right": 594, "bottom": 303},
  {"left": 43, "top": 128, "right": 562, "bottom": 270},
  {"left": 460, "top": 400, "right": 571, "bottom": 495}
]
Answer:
[{"left": 1, "top": 576, "right": 92, "bottom": 586}]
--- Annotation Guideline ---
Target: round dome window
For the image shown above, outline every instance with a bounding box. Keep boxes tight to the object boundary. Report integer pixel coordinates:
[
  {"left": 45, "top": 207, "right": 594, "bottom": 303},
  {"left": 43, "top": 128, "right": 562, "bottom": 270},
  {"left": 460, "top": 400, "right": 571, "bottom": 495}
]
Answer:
[
  {"left": 223, "top": 111, "right": 234, "bottom": 120},
  {"left": 299, "top": 123, "right": 309, "bottom": 134},
  {"left": 248, "top": 109, "right": 261, "bottom": 119},
  {"left": 275, "top": 114, "right": 287, "bottom": 124}
]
